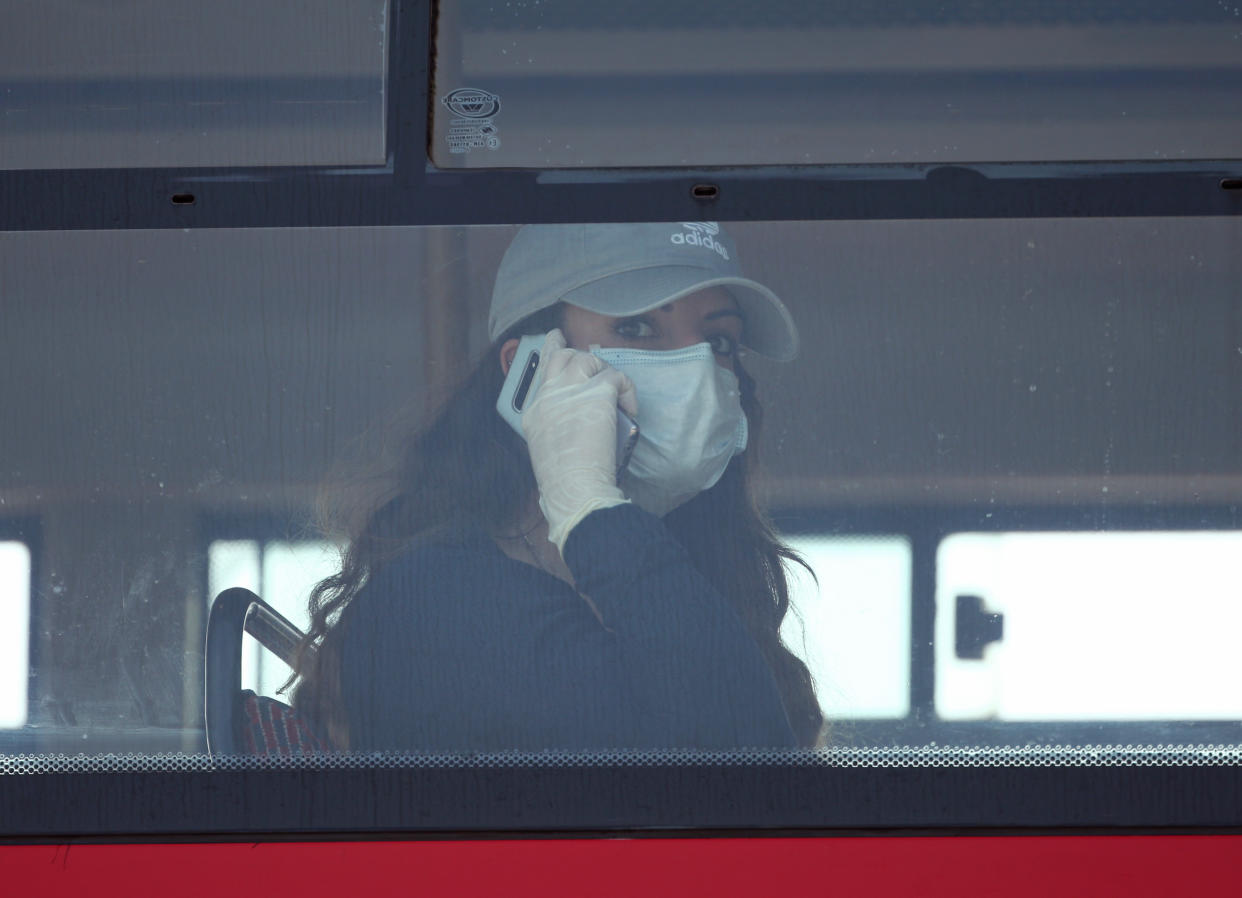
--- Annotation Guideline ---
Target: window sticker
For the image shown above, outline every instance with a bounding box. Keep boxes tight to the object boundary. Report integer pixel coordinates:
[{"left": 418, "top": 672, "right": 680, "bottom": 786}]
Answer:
[{"left": 441, "top": 87, "right": 502, "bottom": 154}]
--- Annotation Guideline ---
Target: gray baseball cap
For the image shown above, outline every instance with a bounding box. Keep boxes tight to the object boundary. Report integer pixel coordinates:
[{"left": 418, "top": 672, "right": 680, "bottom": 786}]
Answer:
[{"left": 489, "top": 222, "right": 799, "bottom": 361}]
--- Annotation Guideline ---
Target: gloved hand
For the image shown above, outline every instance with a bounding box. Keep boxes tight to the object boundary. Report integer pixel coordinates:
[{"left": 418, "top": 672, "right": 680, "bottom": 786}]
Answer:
[{"left": 521, "top": 329, "right": 638, "bottom": 556}]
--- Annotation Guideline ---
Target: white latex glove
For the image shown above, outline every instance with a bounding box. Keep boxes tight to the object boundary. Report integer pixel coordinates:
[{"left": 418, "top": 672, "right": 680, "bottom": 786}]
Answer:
[{"left": 521, "top": 329, "right": 639, "bottom": 556}]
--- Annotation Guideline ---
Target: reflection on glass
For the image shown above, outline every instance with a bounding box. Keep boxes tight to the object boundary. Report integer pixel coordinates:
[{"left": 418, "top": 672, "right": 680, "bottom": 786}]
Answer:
[
  {"left": 938, "top": 531, "right": 1242, "bottom": 721},
  {"left": 208, "top": 540, "right": 336, "bottom": 698},
  {"left": 0, "top": 542, "right": 31, "bottom": 729},
  {"left": 432, "top": 0, "right": 1242, "bottom": 167},
  {"left": 783, "top": 536, "right": 911, "bottom": 719},
  {"left": 2, "top": 0, "right": 388, "bottom": 169}
]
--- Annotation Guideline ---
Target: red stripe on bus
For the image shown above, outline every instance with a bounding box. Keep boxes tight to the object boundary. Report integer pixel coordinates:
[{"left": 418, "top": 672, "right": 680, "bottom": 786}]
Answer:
[{"left": 5, "top": 834, "right": 1240, "bottom": 897}]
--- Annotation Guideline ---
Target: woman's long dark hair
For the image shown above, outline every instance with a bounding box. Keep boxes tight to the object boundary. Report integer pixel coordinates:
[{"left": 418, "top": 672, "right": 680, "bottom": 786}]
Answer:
[{"left": 293, "top": 305, "right": 823, "bottom": 748}]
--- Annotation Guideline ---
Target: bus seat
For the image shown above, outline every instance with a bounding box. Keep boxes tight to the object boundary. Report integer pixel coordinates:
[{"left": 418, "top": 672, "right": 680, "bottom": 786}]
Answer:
[
  {"left": 204, "top": 587, "right": 326, "bottom": 757},
  {"left": 238, "top": 689, "right": 325, "bottom": 756}
]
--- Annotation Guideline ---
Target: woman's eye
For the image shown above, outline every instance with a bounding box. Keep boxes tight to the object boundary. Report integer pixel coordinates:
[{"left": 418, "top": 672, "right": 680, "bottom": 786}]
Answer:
[
  {"left": 614, "top": 318, "right": 654, "bottom": 339},
  {"left": 708, "top": 333, "right": 739, "bottom": 356}
]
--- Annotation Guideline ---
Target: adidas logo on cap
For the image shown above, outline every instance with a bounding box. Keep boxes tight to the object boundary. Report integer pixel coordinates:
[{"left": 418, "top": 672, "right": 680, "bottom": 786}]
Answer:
[{"left": 669, "top": 222, "right": 729, "bottom": 260}]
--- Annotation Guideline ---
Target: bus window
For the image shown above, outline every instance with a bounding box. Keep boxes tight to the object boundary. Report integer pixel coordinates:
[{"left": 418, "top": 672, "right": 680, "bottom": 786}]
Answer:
[
  {"left": 1, "top": 0, "right": 388, "bottom": 170},
  {"left": 0, "top": 540, "right": 32, "bottom": 729},
  {"left": 1, "top": 213, "right": 1240, "bottom": 830},
  {"left": 431, "top": 0, "right": 1242, "bottom": 168},
  {"left": 5, "top": 0, "right": 1242, "bottom": 873}
]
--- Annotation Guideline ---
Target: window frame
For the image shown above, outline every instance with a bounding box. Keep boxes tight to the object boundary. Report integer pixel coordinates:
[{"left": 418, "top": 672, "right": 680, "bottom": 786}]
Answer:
[{"left": 2, "top": 0, "right": 1242, "bottom": 840}]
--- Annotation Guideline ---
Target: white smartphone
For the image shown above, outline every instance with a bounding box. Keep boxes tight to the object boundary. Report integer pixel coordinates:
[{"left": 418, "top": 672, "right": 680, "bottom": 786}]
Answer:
[{"left": 496, "top": 334, "right": 640, "bottom": 475}]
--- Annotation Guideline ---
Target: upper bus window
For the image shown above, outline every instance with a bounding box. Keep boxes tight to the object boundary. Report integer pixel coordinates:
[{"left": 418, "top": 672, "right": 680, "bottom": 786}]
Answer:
[
  {"left": 431, "top": 0, "right": 1242, "bottom": 168},
  {"left": 0, "top": 0, "right": 388, "bottom": 170}
]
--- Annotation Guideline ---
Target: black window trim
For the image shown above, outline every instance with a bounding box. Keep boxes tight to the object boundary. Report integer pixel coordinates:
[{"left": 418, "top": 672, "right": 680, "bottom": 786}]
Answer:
[{"left": 2, "top": 0, "right": 1242, "bottom": 840}]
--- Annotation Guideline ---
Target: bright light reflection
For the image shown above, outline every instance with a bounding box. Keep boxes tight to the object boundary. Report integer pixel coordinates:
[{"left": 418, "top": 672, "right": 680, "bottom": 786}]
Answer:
[
  {"left": 209, "top": 540, "right": 337, "bottom": 699},
  {"left": 782, "top": 535, "right": 911, "bottom": 719},
  {"left": 938, "top": 531, "right": 1242, "bottom": 720},
  {"left": 258, "top": 542, "right": 337, "bottom": 697},
  {"left": 0, "top": 542, "right": 32, "bottom": 728}
]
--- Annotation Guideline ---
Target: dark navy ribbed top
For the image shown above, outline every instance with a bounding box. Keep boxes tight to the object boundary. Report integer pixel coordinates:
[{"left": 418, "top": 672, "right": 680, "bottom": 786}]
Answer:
[{"left": 338, "top": 503, "right": 795, "bottom": 752}]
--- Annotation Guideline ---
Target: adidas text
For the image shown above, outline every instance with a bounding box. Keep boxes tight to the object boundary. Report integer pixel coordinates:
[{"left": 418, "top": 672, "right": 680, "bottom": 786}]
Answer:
[{"left": 670, "top": 230, "right": 729, "bottom": 260}]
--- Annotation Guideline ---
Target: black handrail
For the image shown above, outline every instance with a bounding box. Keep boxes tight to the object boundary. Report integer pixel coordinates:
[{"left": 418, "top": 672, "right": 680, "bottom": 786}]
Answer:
[{"left": 203, "top": 587, "right": 313, "bottom": 757}]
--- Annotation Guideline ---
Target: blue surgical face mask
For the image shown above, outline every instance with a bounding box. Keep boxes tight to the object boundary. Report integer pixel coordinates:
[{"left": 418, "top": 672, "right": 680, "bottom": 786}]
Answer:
[{"left": 590, "top": 343, "right": 748, "bottom": 517}]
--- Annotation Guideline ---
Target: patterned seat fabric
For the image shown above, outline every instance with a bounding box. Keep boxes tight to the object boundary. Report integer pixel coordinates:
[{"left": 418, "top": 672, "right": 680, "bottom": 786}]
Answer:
[{"left": 240, "top": 690, "right": 327, "bottom": 755}]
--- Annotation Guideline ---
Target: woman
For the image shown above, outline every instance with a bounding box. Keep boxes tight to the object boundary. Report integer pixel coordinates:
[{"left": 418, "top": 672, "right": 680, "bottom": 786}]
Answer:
[{"left": 293, "top": 222, "right": 822, "bottom": 752}]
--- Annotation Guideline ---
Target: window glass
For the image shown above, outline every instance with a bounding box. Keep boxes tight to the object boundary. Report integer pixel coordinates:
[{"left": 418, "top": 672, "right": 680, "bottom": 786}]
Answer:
[
  {"left": 783, "top": 535, "right": 911, "bottom": 719},
  {"left": 1, "top": 217, "right": 1239, "bottom": 771},
  {"left": 0, "top": 542, "right": 32, "bottom": 728},
  {"left": 208, "top": 539, "right": 337, "bottom": 697},
  {"left": 432, "top": 0, "right": 1242, "bottom": 167},
  {"left": 0, "top": 0, "right": 388, "bottom": 170},
  {"left": 937, "top": 531, "right": 1242, "bottom": 720}
]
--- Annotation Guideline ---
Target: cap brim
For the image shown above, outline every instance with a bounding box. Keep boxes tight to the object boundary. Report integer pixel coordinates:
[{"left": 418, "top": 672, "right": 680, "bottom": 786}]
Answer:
[{"left": 560, "top": 266, "right": 800, "bottom": 361}]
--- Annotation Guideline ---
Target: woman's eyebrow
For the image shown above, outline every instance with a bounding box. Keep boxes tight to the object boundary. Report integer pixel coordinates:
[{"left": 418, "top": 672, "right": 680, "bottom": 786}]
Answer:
[{"left": 704, "top": 309, "right": 745, "bottom": 324}]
